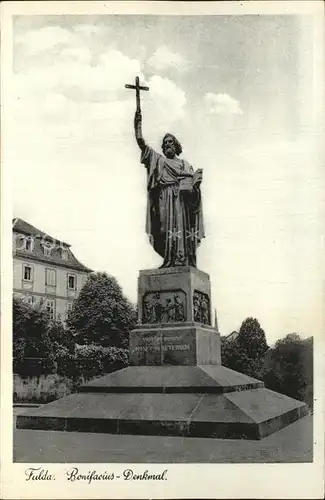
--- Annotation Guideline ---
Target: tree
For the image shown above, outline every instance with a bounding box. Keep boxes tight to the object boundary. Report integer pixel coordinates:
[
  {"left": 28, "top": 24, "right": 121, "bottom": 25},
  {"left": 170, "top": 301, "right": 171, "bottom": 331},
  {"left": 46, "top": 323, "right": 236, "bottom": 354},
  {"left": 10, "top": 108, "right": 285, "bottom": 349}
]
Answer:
[
  {"left": 221, "top": 340, "right": 251, "bottom": 374},
  {"left": 13, "top": 296, "right": 58, "bottom": 376},
  {"left": 13, "top": 296, "right": 51, "bottom": 359},
  {"left": 66, "top": 272, "right": 136, "bottom": 347},
  {"left": 47, "top": 317, "right": 75, "bottom": 358},
  {"left": 237, "top": 317, "right": 269, "bottom": 359},
  {"left": 264, "top": 333, "right": 313, "bottom": 406},
  {"left": 221, "top": 317, "right": 269, "bottom": 380}
]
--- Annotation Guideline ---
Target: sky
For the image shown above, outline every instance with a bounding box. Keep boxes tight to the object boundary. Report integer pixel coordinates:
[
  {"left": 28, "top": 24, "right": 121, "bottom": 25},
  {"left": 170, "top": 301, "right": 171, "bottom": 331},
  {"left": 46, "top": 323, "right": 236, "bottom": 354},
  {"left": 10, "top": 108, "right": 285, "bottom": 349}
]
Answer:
[{"left": 10, "top": 13, "right": 323, "bottom": 344}]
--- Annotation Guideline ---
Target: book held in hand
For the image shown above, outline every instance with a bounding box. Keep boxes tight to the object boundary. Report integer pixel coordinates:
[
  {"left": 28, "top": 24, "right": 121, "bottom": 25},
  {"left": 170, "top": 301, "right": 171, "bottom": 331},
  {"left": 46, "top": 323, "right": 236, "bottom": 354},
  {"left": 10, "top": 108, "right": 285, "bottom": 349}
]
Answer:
[
  {"left": 193, "top": 168, "right": 203, "bottom": 186},
  {"left": 179, "top": 169, "right": 203, "bottom": 192}
]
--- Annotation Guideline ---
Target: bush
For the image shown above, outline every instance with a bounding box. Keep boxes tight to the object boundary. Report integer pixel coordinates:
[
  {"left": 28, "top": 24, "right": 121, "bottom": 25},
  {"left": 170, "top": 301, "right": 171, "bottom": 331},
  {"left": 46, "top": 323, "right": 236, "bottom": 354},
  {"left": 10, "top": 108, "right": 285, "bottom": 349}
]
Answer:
[
  {"left": 56, "top": 354, "right": 102, "bottom": 381},
  {"left": 13, "top": 357, "right": 56, "bottom": 377},
  {"left": 13, "top": 347, "right": 129, "bottom": 403},
  {"left": 13, "top": 290, "right": 130, "bottom": 400},
  {"left": 56, "top": 345, "right": 129, "bottom": 380},
  {"left": 14, "top": 345, "right": 129, "bottom": 382},
  {"left": 264, "top": 334, "right": 313, "bottom": 408}
]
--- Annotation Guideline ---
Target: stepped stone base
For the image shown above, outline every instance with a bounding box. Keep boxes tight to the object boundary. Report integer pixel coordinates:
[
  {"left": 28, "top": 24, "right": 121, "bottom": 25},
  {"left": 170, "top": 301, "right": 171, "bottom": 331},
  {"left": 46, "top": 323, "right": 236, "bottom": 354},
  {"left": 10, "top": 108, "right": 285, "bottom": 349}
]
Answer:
[
  {"left": 16, "top": 365, "right": 308, "bottom": 440},
  {"left": 15, "top": 267, "right": 309, "bottom": 440},
  {"left": 79, "top": 365, "right": 263, "bottom": 393}
]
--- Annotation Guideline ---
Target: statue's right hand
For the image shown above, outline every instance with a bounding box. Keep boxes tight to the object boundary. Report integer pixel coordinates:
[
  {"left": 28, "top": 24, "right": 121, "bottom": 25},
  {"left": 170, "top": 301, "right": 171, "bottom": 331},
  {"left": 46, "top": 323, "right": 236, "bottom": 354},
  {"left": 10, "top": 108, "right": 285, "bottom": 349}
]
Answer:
[{"left": 134, "top": 109, "right": 142, "bottom": 124}]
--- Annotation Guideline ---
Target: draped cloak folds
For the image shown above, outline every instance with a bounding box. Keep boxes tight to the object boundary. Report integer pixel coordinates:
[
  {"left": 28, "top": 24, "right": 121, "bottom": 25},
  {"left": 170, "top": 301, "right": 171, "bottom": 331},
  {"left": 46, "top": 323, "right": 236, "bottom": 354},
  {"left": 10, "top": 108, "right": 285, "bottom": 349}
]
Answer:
[{"left": 141, "top": 145, "right": 205, "bottom": 267}]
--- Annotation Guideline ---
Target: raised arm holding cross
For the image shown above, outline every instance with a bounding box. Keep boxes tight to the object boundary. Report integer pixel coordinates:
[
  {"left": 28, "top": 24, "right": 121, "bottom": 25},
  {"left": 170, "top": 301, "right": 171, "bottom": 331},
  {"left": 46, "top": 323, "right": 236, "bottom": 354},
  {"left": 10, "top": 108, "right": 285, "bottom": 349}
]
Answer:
[{"left": 125, "top": 76, "right": 149, "bottom": 151}]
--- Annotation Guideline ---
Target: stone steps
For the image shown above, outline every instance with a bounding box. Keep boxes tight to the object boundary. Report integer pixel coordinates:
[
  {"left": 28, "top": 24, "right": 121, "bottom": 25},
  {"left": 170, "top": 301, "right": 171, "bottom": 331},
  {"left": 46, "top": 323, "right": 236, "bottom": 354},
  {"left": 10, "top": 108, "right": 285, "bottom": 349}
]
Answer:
[
  {"left": 78, "top": 365, "right": 264, "bottom": 393},
  {"left": 16, "top": 366, "right": 308, "bottom": 440}
]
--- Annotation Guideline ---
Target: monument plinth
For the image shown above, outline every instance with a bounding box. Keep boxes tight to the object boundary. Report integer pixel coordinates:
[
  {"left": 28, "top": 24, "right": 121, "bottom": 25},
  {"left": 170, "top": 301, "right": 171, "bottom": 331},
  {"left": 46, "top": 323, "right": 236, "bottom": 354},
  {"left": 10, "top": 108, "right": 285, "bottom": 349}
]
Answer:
[
  {"left": 130, "top": 324, "right": 221, "bottom": 366},
  {"left": 138, "top": 266, "right": 211, "bottom": 324},
  {"left": 16, "top": 76, "right": 309, "bottom": 440},
  {"left": 130, "top": 266, "right": 221, "bottom": 366}
]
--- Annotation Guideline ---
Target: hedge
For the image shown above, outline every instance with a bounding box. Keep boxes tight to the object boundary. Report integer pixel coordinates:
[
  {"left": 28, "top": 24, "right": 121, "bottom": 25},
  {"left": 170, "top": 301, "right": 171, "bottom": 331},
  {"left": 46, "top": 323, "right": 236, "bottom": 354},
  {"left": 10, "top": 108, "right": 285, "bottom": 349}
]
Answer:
[{"left": 13, "top": 346, "right": 129, "bottom": 380}]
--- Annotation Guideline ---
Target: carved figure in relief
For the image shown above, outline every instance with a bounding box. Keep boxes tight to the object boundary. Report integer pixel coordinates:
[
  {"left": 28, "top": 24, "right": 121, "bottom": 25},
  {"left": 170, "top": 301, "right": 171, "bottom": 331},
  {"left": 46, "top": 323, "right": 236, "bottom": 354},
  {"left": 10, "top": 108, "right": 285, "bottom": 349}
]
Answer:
[
  {"left": 152, "top": 292, "right": 163, "bottom": 323},
  {"left": 143, "top": 299, "right": 151, "bottom": 323},
  {"left": 193, "top": 291, "right": 210, "bottom": 325},
  {"left": 142, "top": 291, "right": 186, "bottom": 324},
  {"left": 174, "top": 293, "right": 185, "bottom": 321},
  {"left": 193, "top": 292, "right": 201, "bottom": 322},
  {"left": 201, "top": 295, "right": 209, "bottom": 324},
  {"left": 165, "top": 298, "right": 176, "bottom": 322}
]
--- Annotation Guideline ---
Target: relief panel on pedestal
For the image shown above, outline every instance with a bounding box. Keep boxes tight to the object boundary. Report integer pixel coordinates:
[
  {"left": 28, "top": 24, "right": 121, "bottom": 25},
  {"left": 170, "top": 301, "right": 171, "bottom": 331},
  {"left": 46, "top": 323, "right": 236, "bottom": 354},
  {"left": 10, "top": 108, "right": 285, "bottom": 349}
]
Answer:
[
  {"left": 142, "top": 290, "right": 186, "bottom": 324},
  {"left": 193, "top": 290, "right": 211, "bottom": 325}
]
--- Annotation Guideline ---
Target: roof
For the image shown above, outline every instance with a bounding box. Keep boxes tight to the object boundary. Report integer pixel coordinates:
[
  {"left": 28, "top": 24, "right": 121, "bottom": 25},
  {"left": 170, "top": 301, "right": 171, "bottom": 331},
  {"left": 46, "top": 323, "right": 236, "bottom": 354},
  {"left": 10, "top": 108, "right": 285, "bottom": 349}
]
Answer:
[
  {"left": 13, "top": 217, "right": 70, "bottom": 246},
  {"left": 13, "top": 218, "right": 92, "bottom": 273},
  {"left": 225, "top": 331, "right": 239, "bottom": 341}
]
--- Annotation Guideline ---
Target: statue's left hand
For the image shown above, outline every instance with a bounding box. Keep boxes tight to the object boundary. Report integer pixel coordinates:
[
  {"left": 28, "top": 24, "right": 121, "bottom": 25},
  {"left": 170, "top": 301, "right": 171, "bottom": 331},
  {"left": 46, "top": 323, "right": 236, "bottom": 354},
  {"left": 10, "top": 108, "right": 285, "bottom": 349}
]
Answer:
[{"left": 193, "top": 168, "right": 203, "bottom": 189}]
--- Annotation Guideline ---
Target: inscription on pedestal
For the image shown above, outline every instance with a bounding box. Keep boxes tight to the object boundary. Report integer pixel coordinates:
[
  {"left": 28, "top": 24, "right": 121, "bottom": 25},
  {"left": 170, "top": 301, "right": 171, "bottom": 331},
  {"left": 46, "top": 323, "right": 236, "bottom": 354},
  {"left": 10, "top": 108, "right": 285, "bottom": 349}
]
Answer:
[
  {"left": 130, "top": 325, "right": 221, "bottom": 366},
  {"left": 133, "top": 335, "right": 190, "bottom": 353},
  {"left": 130, "top": 329, "right": 196, "bottom": 365},
  {"left": 142, "top": 290, "right": 186, "bottom": 324},
  {"left": 193, "top": 290, "right": 211, "bottom": 325}
]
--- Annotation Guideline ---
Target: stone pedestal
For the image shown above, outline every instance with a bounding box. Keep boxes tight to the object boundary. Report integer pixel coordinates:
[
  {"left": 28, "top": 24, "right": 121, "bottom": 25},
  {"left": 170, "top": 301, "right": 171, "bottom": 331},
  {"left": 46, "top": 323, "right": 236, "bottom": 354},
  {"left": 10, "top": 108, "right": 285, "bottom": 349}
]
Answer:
[
  {"left": 131, "top": 266, "right": 221, "bottom": 366},
  {"left": 138, "top": 266, "right": 212, "bottom": 326},
  {"left": 17, "top": 266, "right": 309, "bottom": 440},
  {"left": 130, "top": 324, "right": 221, "bottom": 366}
]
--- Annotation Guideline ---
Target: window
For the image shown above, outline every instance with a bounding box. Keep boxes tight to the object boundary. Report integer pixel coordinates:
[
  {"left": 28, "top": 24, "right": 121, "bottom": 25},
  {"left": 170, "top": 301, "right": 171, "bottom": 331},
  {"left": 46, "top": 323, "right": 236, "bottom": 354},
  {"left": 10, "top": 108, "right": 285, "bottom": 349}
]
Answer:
[
  {"left": 67, "top": 274, "right": 76, "bottom": 290},
  {"left": 23, "top": 265, "right": 32, "bottom": 281},
  {"left": 45, "top": 268, "right": 56, "bottom": 286},
  {"left": 59, "top": 248, "right": 68, "bottom": 260},
  {"left": 13, "top": 235, "right": 25, "bottom": 251},
  {"left": 66, "top": 301, "right": 73, "bottom": 318},
  {"left": 43, "top": 241, "right": 52, "bottom": 257},
  {"left": 45, "top": 299, "right": 55, "bottom": 320},
  {"left": 24, "top": 237, "right": 33, "bottom": 252}
]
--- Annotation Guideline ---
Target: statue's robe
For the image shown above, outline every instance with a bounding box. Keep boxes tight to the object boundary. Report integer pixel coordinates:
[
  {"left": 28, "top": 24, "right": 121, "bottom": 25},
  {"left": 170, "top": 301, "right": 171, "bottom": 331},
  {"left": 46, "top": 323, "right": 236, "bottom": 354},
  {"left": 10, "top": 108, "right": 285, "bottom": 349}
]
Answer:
[{"left": 141, "top": 145, "right": 205, "bottom": 267}]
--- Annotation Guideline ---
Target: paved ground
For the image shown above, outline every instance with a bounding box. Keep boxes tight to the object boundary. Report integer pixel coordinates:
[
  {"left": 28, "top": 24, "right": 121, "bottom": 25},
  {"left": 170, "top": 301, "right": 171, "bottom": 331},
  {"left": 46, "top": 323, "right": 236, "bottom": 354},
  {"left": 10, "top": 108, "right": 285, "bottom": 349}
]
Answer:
[{"left": 13, "top": 407, "right": 313, "bottom": 463}]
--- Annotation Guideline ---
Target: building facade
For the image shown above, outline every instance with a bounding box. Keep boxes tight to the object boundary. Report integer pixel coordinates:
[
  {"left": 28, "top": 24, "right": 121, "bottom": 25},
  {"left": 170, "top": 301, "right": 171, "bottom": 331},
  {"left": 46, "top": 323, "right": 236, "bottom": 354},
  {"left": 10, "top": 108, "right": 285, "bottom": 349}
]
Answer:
[{"left": 13, "top": 218, "right": 92, "bottom": 320}]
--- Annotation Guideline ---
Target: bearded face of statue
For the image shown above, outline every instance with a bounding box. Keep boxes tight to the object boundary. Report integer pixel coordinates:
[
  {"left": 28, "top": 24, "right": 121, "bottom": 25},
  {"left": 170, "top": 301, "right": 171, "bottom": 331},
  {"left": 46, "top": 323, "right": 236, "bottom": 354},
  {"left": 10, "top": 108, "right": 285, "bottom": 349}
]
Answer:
[{"left": 162, "top": 135, "right": 176, "bottom": 159}]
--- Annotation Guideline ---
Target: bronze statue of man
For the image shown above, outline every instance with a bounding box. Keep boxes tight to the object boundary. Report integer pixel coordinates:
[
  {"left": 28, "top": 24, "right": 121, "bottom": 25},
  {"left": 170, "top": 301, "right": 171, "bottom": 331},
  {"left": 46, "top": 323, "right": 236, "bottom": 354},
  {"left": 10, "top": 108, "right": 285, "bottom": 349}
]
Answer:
[{"left": 134, "top": 108, "right": 205, "bottom": 268}]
